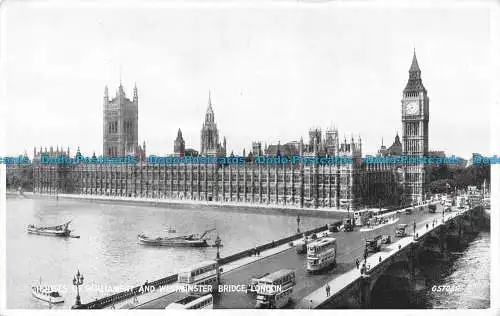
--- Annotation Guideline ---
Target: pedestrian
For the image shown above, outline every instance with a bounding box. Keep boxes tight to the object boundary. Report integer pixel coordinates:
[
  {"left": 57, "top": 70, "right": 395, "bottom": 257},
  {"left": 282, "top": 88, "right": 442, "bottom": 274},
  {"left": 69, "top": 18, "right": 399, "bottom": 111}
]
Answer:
[
  {"left": 310, "top": 300, "right": 313, "bottom": 309},
  {"left": 355, "top": 258, "right": 360, "bottom": 269},
  {"left": 426, "top": 223, "right": 428, "bottom": 230},
  {"left": 326, "top": 284, "right": 331, "bottom": 297},
  {"left": 379, "top": 256, "right": 382, "bottom": 263}
]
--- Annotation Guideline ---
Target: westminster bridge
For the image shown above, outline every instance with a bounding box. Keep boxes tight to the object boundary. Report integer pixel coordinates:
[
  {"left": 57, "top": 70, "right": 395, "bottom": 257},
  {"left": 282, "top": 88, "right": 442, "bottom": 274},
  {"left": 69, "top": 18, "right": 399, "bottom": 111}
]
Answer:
[{"left": 70, "top": 202, "right": 485, "bottom": 309}]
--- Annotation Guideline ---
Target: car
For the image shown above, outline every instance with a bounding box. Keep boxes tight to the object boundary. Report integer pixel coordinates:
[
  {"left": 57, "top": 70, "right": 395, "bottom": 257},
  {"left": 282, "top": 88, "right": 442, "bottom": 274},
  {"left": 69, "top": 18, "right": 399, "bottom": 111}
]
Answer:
[{"left": 381, "top": 235, "right": 391, "bottom": 244}]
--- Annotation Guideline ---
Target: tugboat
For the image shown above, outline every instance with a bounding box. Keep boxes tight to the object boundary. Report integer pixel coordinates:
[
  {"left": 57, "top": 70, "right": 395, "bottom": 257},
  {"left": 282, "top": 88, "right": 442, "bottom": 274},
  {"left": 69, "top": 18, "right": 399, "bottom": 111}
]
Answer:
[
  {"left": 27, "top": 221, "right": 73, "bottom": 237},
  {"left": 138, "top": 228, "right": 216, "bottom": 247},
  {"left": 31, "top": 281, "right": 64, "bottom": 304}
]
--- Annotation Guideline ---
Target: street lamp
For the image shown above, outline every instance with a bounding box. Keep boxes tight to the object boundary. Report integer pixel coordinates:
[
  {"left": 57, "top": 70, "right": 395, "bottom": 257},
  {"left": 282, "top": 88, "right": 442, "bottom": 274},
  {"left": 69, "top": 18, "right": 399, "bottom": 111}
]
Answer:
[
  {"left": 215, "top": 235, "right": 222, "bottom": 260},
  {"left": 72, "top": 270, "right": 84, "bottom": 308},
  {"left": 413, "top": 220, "right": 416, "bottom": 239},
  {"left": 363, "top": 243, "right": 368, "bottom": 274}
]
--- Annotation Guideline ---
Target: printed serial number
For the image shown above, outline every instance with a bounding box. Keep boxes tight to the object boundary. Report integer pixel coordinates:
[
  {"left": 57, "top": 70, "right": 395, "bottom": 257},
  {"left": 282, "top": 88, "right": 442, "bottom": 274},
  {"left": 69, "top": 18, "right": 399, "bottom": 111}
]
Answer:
[{"left": 431, "top": 285, "right": 461, "bottom": 292}]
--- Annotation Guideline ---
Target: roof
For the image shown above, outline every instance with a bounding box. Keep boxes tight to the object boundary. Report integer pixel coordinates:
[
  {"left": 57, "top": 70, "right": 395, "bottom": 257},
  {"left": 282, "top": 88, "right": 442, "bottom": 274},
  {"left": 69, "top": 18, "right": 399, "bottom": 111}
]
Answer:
[
  {"left": 308, "top": 237, "right": 336, "bottom": 247},
  {"left": 180, "top": 260, "right": 217, "bottom": 272},
  {"left": 260, "top": 269, "right": 294, "bottom": 282},
  {"left": 175, "top": 295, "right": 200, "bottom": 305},
  {"left": 409, "top": 50, "right": 420, "bottom": 72},
  {"left": 404, "top": 51, "right": 427, "bottom": 94}
]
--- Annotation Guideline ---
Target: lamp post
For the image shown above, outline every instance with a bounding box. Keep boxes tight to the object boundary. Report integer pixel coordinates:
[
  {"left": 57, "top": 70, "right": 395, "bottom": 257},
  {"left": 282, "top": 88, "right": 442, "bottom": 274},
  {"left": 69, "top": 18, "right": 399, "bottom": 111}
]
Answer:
[
  {"left": 215, "top": 235, "right": 222, "bottom": 260},
  {"left": 413, "top": 220, "right": 416, "bottom": 239},
  {"left": 72, "top": 270, "right": 84, "bottom": 308},
  {"left": 363, "top": 242, "right": 368, "bottom": 274}
]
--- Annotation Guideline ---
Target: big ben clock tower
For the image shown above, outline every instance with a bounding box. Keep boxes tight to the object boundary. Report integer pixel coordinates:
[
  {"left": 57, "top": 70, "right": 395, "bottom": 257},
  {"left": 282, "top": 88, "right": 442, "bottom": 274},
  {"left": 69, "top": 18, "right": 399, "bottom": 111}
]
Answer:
[{"left": 401, "top": 50, "right": 429, "bottom": 204}]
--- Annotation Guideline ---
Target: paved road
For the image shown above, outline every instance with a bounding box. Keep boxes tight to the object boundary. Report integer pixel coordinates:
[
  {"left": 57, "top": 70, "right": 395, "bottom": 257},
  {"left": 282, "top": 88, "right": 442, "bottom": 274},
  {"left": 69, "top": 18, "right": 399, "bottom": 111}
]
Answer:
[{"left": 137, "top": 203, "right": 444, "bottom": 309}]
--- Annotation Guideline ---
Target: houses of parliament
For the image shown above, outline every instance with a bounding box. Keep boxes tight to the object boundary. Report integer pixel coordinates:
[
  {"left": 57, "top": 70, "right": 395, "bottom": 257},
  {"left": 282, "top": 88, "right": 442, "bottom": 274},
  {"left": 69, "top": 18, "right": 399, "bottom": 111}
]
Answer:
[{"left": 30, "top": 52, "right": 430, "bottom": 210}]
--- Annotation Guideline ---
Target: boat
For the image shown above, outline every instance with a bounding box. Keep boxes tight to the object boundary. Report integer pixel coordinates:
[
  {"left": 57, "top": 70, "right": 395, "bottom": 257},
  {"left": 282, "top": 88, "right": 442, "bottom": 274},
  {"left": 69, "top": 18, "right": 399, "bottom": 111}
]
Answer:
[
  {"left": 27, "top": 221, "right": 72, "bottom": 237},
  {"left": 31, "top": 283, "right": 64, "bottom": 304},
  {"left": 138, "top": 228, "right": 216, "bottom": 247}
]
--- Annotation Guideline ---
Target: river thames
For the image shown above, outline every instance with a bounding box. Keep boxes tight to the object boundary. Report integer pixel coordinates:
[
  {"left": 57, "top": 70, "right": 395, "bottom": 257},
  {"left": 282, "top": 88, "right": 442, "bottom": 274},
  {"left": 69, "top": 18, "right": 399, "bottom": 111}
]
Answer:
[
  {"left": 6, "top": 196, "right": 490, "bottom": 309},
  {"left": 6, "top": 196, "right": 331, "bottom": 309}
]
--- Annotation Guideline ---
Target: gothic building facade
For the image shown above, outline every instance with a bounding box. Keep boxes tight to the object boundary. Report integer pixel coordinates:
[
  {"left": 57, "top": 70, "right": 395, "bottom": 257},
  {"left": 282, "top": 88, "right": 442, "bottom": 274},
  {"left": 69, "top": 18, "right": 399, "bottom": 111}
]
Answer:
[
  {"left": 200, "top": 93, "right": 226, "bottom": 157},
  {"left": 32, "top": 129, "right": 402, "bottom": 210},
  {"left": 103, "top": 83, "right": 146, "bottom": 159}
]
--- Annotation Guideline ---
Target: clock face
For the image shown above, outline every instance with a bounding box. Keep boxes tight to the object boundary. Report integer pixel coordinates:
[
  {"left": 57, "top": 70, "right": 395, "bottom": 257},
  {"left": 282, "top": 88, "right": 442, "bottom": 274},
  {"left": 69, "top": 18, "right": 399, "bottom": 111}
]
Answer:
[{"left": 405, "top": 101, "right": 419, "bottom": 115}]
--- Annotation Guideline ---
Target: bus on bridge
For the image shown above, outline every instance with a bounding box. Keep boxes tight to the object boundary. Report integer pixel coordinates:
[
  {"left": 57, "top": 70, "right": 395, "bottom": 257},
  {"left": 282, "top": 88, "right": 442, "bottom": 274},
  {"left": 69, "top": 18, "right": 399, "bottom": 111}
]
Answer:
[
  {"left": 255, "top": 269, "right": 296, "bottom": 309},
  {"left": 306, "top": 237, "right": 337, "bottom": 273},
  {"left": 178, "top": 260, "right": 219, "bottom": 294}
]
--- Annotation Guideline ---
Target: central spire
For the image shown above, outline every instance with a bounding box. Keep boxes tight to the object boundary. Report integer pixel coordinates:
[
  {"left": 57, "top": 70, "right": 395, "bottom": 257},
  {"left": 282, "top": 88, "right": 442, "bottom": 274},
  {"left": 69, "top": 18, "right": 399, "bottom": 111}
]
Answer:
[
  {"left": 409, "top": 49, "right": 421, "bottom": 73},
  {"left": 205, "top": 91, "right": 215, "bottom": 124},
  {"left": 404, "top": 50, "right": 426, "bottom": 95}
]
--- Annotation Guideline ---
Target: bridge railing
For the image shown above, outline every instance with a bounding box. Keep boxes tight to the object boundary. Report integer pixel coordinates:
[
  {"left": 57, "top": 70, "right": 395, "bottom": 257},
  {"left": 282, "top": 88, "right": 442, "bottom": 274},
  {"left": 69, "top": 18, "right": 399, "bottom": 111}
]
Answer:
[
  {"left": 73, "top": 274, "right": 178, "bottom": 309},
  {"left": 218, "top": 224, "right": 330, "bottom": 265}
]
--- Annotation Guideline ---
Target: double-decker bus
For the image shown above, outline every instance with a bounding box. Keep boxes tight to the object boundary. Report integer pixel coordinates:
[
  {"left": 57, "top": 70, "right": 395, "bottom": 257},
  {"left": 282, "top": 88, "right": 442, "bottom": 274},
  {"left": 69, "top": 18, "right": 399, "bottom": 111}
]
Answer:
[
  {"left": 306, "top": 237, "right": 337, "bottom": 273},
  {"left": 165, "top": 294, "right": 213, "bottom": 309},
  {"left": 255, "top": 269, "right": 295, "bottom": 309},
  {"left": 178, "top": 260, "right": 219, "bottom": 294}
]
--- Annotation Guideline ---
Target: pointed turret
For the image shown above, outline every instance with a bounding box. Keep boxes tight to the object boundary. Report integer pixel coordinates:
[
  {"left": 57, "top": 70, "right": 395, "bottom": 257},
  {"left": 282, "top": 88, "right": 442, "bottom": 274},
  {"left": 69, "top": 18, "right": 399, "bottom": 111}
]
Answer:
[
  {"left": 133, "top": 83, "right": 138, "bottom": 104},
  {"left": 117, "top": 75, "right": 125, "bottom": 97},
  {"left": 104, "top": 85, "right": 109, "bottom": 102},
  {"left": 205, "top": 91, "right": 215, "bottom": 123},
  {"left": 174, "top": 129, "right": 185, "bottom": 156},
  {"left": 394, "top": 132, "right": 401, "bottom": 145}
]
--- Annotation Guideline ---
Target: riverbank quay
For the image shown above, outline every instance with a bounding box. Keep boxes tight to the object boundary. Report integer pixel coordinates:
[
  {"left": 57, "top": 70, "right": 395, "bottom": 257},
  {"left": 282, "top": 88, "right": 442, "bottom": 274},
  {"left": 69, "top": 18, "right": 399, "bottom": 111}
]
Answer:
[{"left": 9, "top": 191, "right": 351, "bottom": 219}]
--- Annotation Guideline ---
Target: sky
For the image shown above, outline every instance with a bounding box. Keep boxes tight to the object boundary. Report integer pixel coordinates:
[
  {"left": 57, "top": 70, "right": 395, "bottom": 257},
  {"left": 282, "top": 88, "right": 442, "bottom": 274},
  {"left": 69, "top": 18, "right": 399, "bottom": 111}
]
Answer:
[{"left": 0, "top": 2, "right": 494, "bottom": 158}]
